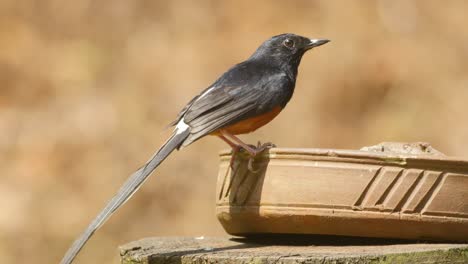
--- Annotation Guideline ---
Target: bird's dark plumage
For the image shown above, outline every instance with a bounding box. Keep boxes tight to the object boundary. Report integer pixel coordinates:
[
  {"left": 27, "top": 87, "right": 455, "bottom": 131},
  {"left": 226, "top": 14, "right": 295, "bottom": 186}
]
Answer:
[
  {"left": 175, "top": 33, "right": 328, "bottom": 146},
  {"left": 60, "top": 33, "right": 329, "bottom": 264}
]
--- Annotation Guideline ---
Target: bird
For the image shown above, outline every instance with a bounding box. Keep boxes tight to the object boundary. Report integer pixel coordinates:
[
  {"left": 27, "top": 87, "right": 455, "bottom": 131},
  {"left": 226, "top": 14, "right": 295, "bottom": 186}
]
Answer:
[{"left": 60, "top": 33, "right": 329, "bottom": 264}]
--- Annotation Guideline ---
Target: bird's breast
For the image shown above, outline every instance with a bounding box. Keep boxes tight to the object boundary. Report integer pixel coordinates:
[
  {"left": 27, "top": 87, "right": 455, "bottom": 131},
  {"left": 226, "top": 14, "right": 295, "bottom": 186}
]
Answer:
[{"left": 212, "top": 106, "right": 283, "bottom": 135}]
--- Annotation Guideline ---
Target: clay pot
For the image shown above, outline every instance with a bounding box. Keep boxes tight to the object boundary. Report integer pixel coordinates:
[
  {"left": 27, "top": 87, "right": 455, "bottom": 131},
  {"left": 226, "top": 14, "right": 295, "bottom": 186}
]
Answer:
[{"left": 215, "top": 142, "right": 468, "bottom": 242}]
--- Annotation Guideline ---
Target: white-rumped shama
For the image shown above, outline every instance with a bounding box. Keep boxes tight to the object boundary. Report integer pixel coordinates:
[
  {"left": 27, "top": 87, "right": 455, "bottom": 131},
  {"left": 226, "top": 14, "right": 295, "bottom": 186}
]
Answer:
[{"left": 60, "top": 33, "right": 329, "bottom": 264}]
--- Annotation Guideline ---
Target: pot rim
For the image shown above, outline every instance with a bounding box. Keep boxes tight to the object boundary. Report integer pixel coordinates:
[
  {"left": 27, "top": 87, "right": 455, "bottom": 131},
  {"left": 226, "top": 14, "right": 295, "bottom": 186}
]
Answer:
[{"left": 219, "top": 147, "right": 468, "bottom": 170}]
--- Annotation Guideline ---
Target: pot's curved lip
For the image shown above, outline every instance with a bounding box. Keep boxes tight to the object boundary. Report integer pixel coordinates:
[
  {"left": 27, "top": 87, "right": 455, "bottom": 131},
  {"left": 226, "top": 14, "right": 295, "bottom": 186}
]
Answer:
[{"left": 219, "top": 147, "right": 468, "bottom": 169}]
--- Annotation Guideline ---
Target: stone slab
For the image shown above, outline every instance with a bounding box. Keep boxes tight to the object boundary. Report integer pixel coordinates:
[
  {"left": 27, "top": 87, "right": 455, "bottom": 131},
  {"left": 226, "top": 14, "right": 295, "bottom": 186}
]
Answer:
[{"left": 120, "top": 236, "right": 468, "bottom": 264}]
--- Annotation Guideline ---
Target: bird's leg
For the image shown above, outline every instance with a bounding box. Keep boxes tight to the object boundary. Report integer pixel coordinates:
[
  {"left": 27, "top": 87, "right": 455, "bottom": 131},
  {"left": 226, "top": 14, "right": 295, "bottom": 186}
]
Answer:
[
  {"left": 221, "top": 131, "right": 275, "bottom": 172},
  {"left": 221, "top": 131, "right": 276, "bottom": 156},
  {"left": 220, "top": 131, "right": 260, "bottom": 156},
  {"left": 218, "top": 133, "right": 238, "bottom": 149}
]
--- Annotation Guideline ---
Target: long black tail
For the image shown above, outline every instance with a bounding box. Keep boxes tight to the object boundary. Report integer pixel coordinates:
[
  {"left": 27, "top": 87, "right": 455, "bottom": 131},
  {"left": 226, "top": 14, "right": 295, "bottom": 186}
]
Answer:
[{"left": 60, "top": 128, "right": 190, "bottom": 264}]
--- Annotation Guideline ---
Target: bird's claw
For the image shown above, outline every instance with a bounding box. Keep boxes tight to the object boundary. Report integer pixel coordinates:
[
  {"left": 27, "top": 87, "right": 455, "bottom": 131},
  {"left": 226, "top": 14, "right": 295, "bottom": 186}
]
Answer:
[
  {"left": 246, "top": 141, "right": 276, "bottom": 172},
  {"left": 230, "top": 141, "right": 276, "bottom": 172},
  {"left": 256, "top": 141, "right": 276, "bottom": 151}
]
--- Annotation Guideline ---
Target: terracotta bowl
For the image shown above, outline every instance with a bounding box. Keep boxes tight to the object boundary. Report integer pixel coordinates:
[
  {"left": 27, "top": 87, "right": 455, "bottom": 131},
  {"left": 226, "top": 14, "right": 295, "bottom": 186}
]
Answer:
[{"left": 215, "top": 142, "right": 468, "bottom": 242}]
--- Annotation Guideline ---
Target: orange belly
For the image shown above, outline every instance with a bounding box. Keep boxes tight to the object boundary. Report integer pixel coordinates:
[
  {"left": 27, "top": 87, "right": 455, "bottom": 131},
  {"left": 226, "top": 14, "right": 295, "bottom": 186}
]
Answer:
[{"left": 212, "top": 106, "right": 282, "bottom": 135}]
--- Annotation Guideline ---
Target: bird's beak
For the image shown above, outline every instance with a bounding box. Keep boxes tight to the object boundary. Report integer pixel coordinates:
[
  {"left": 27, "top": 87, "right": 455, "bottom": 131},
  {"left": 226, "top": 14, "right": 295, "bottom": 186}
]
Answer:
[{"left": 306, "top": 39, "right": 330, "bottom": 49}]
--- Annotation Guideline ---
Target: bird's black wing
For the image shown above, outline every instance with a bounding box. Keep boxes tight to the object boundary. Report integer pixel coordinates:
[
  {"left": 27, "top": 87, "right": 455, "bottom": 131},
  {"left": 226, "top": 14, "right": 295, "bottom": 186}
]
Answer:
[
  {"left": 180, "top": 74, "right": 287, "bottom": 147},
  {"left": 167, "top": 84, "right": 215, "bottom": 127},
  {"left": 171, "top": 61, "right": 260, "bottom": 128}
]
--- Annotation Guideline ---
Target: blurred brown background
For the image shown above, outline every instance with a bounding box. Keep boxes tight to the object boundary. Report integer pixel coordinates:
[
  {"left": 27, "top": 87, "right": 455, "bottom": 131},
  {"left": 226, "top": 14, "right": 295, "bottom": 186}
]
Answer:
[{"left": 1, "top": 0, "right": 468, "bottom": 263}]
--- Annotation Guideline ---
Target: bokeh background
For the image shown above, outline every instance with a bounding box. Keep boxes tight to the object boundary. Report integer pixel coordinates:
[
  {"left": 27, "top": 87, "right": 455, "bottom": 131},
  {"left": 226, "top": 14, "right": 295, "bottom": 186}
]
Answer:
[{"left": 1, "top": 0, "right": 468, "bottom": 263}]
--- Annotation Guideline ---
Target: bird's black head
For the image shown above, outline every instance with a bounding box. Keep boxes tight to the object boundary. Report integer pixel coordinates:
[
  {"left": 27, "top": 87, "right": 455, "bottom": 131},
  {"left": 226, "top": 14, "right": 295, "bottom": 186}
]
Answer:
[{"left": 249, "top": 33, "right": 329, "bottom": 73}]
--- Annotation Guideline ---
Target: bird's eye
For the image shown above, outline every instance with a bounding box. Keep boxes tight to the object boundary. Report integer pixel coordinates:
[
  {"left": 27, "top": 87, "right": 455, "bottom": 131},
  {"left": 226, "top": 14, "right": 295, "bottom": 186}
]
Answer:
[{"left": 283, "top": 38, "right": 295, "bottom": 49}]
